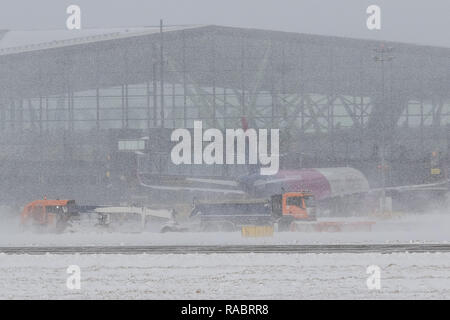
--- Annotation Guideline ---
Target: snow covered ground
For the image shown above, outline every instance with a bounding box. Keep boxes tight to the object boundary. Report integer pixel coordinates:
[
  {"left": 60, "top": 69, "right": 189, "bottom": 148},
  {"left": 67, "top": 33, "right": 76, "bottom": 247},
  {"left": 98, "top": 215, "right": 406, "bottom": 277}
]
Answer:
[
  {"left": 1, "top": 210, "right": 449, "bottom": 300},
  {"left": 0, "top": 252, "right": 449, "bottom": 299},
  {"left": 0, "top": 212, "right": 449, "bottom": 246}
]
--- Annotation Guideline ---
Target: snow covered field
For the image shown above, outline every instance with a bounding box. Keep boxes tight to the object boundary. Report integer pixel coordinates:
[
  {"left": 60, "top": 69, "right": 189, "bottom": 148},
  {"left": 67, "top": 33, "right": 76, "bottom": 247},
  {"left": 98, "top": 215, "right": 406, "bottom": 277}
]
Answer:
[
  {"left": 0, "top": 252, "right": 449, "bottom": 299},
  {"left": 1, "top": 211, "right": 449, "bottom": 299},
  {"left": 0, "top": 213, "right": 449, "bottom": 246}
]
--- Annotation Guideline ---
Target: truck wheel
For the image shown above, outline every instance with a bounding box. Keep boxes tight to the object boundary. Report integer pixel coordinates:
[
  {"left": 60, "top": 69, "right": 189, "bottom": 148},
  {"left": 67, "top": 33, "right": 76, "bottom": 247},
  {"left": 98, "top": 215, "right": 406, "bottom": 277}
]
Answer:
[
  {"left": 202, "top": 222, "right": 220, "bottom": 232},
  {"left": 219, "top": 221, "right": 236, "bottom": 232},
  {"left": 55, "top": 220, "right": 67, "bottom": 233},
  {"left": 278, "top": 216, "right": 294, "bottom": 232},
  {"left": 160, "top": 226, "right": 173, "bottom": 233}
]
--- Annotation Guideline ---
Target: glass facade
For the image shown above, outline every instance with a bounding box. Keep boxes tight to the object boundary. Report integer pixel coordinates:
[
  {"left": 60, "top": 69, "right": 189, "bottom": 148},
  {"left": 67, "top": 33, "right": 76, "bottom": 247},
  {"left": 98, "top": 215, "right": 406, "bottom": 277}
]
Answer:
[{"left": 5, "top": 84, "right": 378, "bottom": 133}]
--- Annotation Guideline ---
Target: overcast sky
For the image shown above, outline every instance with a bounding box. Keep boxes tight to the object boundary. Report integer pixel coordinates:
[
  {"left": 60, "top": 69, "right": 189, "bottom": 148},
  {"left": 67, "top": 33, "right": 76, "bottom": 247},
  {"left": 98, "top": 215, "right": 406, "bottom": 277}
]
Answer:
[{"left": 1, "top": 0, "right": 449, "bottom": 48}]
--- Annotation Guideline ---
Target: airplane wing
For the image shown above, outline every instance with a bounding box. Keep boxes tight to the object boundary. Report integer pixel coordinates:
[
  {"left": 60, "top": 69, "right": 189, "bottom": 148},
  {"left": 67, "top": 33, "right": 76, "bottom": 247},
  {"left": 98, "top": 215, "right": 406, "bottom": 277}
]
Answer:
[
  {"left": 370, "top": 180, "right": 449, "bottom": 193},
  {"left": 137, "top": 173, "right": 246, "bottom": 195}
]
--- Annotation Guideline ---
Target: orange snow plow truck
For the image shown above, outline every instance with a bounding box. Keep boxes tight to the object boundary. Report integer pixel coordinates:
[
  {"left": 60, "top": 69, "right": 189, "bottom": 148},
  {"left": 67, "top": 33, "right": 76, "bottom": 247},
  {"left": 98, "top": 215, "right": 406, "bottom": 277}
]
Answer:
[{"left": 20, "top": 199, "right": 78, "bottom": 232}]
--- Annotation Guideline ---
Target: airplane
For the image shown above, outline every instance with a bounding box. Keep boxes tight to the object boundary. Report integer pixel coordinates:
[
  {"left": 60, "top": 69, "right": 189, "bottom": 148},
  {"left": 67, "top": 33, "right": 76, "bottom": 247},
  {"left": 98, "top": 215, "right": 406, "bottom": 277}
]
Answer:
[
  {"left": 135, "top": 117, "right": 449, "bottom": 213},
  {"left": 137, "top": 165, "right": 449, "bottom": 215}
]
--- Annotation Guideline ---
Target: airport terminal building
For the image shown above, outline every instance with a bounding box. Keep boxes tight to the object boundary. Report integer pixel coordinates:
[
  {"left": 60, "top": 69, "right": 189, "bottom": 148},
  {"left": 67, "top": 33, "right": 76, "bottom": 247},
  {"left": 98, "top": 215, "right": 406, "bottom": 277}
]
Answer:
[{"left": 0, "top": 25, "right": 449, "bottom": 204}]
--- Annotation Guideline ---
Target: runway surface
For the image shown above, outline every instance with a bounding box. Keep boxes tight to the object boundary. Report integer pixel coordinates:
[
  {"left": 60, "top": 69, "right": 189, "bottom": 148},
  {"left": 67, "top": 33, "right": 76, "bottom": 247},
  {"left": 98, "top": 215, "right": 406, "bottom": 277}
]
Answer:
[{"left": 1, "top": 244, "right": 450, "bottom": 255}]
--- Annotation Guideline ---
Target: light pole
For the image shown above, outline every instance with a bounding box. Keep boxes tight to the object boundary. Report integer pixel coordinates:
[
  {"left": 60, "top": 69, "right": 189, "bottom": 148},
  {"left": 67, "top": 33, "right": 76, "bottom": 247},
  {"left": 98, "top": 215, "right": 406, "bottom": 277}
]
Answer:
[
  {"left": 160, "top": 19, "right": 165, "bottom": 129},
  {"left": 373, "top": 45, "right": 394, "bottom": 213}
]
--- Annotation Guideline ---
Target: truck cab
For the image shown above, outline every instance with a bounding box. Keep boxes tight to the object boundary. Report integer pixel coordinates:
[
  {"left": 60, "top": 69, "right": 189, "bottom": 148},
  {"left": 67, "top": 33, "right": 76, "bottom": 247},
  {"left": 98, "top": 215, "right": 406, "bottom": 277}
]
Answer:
[
  {"left": 21, "top": 199, "right": 78, "bottom": 232},
  {"left": 271, "top": 191, "right": 316, "bottom": 222}
]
